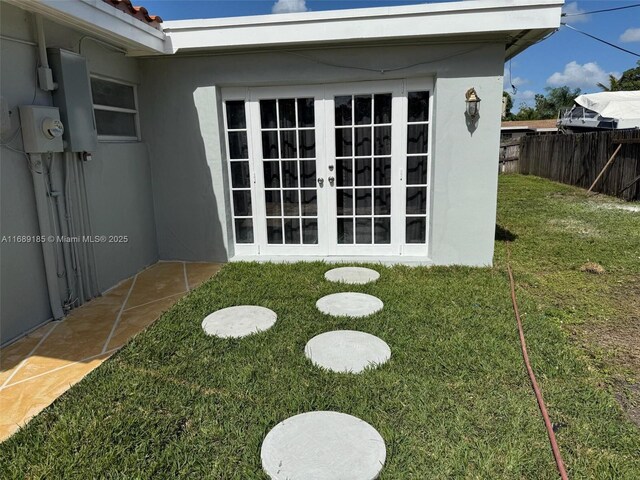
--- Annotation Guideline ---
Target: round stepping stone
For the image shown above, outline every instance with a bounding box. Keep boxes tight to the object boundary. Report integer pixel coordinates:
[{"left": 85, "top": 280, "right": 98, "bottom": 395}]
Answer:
[
  {"left": 201, "top": 306, "right": 276, "bottom": 338},
  {"left": 305, "top": 330, "right": 391, "bottom": 373},
  {"left": 325, "top": 267, "right": 380, "bottom": 285},
  {"left": 316, "top": 292, "right": 383, "bottom": 318},
  {"left": 261, "top": 411, "right": 386, "bottom": 480}
]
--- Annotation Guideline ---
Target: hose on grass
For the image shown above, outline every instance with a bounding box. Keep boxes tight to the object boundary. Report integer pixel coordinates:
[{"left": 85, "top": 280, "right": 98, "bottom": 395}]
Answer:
[{"left": 506, "top": 244, "right": 569, "bottom": 480}]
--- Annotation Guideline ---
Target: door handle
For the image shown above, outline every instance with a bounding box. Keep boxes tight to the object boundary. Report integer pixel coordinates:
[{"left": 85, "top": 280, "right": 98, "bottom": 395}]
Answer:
[
  {"left": 328, "top": 176, "right": 335, "bottom": 186},
  {"left": 318, "top": 177, "right": 324, "bottom": 187}
]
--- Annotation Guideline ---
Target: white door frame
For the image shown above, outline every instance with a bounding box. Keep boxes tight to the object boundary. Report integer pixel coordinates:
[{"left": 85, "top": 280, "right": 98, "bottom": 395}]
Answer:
[{"left": 221, "top": 77, "right": 434, "bottom": 259}]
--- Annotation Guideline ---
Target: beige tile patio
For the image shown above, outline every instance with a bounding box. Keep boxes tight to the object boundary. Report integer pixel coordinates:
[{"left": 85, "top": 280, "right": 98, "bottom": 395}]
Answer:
[
  {"left": 0, "top": 352, "right": 110, "bottom": 441},
  {"left": 0, "top": 261, "right": 222, "bottom": 443},
  {"left": 186, "top": 262, "right": 223, "bottom": 290},
  {"left": 125, "top": 262, "right": 187, "bottom": 309},
  {"left": 107, "top": 293, "right": 184, "bottom": 350},
  {"left": 0, "top": 323, "right": 57, "bottom": 387}
]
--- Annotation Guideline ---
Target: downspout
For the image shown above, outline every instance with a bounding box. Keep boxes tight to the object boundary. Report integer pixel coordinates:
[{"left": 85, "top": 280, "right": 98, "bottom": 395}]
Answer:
[{"left": 29, "top": 154, "right": 65, "bottom": 320}]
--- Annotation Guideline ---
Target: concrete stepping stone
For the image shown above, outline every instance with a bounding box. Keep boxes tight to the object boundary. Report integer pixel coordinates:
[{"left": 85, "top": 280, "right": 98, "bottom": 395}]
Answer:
[
  {"left": 261, "top": 411, "right": 386, "bottom": 480},
  {"left": 305, "top": 330, "right": 391, "bottom": 373},
  {"left": 324, "top": 267, "right": 380, "bottom": 285},
  {"left": 316, "top": 292, "right": 383, "bottom": 318},
  {"left": 201, "top": 306, "right": 276, "bottom": 338}
]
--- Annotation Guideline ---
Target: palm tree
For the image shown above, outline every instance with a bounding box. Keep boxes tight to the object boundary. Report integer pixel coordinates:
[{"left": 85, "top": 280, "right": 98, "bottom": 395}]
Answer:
[{"left": 597, "top": 74, "right": 621, "bottom": 92}]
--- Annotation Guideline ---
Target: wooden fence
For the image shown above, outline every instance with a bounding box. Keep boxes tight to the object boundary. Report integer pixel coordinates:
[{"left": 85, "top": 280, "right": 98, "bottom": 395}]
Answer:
[
  {"left": 499, "top": 138, "right": 521, "bottom": 173},
  {"left": 517, "top": 129, "right": 640, "bottom": 201}
]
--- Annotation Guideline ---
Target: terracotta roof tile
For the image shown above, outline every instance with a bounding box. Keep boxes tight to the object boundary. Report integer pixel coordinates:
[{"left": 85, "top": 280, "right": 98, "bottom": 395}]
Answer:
[{"left": 102, "top": 0, "right": 163, "bottom": 29}]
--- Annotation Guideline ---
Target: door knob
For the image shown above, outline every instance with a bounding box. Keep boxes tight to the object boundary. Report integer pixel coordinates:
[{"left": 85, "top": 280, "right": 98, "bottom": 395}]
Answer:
[
  {"left": 328, "top": 176, "right": 335, "bottom": 186},
  {"left": 318, "top": 177, "right": 324, "bottom": 187}
]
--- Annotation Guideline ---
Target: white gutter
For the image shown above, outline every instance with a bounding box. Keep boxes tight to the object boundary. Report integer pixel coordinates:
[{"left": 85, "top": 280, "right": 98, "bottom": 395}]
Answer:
[{"left": 162, "top": 0, "right": 563, "bottom": 56}]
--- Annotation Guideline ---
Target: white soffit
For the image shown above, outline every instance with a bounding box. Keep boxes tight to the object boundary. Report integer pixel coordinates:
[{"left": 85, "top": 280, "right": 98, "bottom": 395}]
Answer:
[
  {"left": 3, "top": 0, "right": 166, "bottom": 55},
  {"left": 162, "top": 0, "right": 563, "bottom": 57}
]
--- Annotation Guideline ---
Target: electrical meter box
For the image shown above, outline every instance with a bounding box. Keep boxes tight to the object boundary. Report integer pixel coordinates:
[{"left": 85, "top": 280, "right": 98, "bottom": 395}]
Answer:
[
  {"left": 47, "top": 48, "right": 97, "bottom": 152},
  {"left": 19, "top": 105, "right": 64, "bottom": 153}
]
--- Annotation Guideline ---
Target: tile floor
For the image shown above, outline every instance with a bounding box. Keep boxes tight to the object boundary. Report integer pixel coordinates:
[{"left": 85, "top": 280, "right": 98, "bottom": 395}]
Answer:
[{"left": 0, "top": 261, "right": 222, "bottom": 442}]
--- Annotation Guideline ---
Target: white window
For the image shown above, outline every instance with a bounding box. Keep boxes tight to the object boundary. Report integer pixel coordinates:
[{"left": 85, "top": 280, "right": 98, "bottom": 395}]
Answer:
[{"left": 91, "top": 76, "right": 140, "bottom": 141}]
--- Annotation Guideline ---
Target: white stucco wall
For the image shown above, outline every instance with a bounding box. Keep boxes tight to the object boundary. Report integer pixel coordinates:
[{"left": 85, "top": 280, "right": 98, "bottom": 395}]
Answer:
[
  {"left": 139, "top": 42, "right": 503, "bottom": 266},
  {"left": 0, "top": 3, "right": 158, "bottom": 344}
]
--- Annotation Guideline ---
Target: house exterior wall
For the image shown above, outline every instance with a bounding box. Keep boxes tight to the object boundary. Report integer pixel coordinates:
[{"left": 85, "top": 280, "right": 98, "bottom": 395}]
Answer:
[
  {"left": 139, "top": 42, "right": 503, "bottom": 266},
  {"left": 0, "top": 3, "right": 158, "bottom": 345}
]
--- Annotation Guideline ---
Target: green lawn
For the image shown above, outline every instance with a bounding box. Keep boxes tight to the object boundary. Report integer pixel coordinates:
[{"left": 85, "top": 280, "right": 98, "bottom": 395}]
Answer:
[{"left": 1, "top": 175, "right": 639, "bottom": 479}]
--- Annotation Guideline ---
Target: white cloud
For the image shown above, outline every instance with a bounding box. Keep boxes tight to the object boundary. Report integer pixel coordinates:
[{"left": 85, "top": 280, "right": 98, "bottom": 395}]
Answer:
[
  {"left": 562, "top": 2, "right": 590, "bottom": 23},
  {"left": 547, "top": 61, "right": 619, "bottom": 90},
  {"left": 272, "top": 0, "right": 308, "bottom": 14},
  {"left": 620, "top": 28, "right": 640, "bottom": 43}
]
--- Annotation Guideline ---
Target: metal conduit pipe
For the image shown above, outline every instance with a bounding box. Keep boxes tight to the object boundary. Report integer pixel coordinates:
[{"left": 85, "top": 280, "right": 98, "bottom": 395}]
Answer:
[
  {"left": 49, "top": 157, "right": 75, "bottom": 306},
  {"left": 72, "top": 157, "right": 92, "bottom": 301},
  {"left": 29, "top": 153, "right": 64, "bottom": 320},
  {"left": 78, "top": 156, "right": 100, "bottom": 296},
  {"left": 64, "top": 153, "right": 84, "bottom": 305},
  {"left": 43, "top": 157, "right": 70, "bottom": 299},
  {"left": 34, "top": 15, "right": 49, "bottom": 69}
]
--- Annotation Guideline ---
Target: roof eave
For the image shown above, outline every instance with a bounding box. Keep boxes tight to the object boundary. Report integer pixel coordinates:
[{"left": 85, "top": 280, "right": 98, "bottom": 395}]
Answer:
[
  {"left": 3, "top": 0, "right": 167, "bottom": 55},
  {"left": 162, "top": 0, "right": 563, "bottom": 56}
]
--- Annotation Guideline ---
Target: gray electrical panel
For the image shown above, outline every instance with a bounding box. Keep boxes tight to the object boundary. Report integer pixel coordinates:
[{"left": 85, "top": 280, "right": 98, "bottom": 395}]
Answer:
[{"left": 47, "top": 48, "right": 97, "bottom": 152}]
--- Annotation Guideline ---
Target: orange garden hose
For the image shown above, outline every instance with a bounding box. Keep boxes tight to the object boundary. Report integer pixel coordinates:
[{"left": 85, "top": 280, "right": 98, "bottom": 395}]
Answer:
[{"left": 506, "top": 246, "right": 569, "bottom": 480}]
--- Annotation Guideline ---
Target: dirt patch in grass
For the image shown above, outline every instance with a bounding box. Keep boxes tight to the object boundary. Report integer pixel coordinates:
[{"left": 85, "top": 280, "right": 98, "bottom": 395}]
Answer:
[
  {"left": 580, "top": 262, "right": 606, "bottom": 274},
  {"left": 574, "top": 279, "right": 640, "bottom": 426},
  {"left": 615, "top": 382, "right": 640, "bottom": 428}
]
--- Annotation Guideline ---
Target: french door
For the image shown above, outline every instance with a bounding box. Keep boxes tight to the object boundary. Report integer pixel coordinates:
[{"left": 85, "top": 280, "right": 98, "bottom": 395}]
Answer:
[{"left": 222, "top": 79, "right": 432, "bottom": 257}]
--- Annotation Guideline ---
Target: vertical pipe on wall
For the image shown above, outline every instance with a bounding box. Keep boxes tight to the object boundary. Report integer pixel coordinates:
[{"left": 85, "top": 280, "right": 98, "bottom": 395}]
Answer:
[
  {"left": 72, "top": 157, "right": 91, "bottom": 301},
  {"left": 34, "top": 15, "right": 49, "bottom": 69},
  {"left": 50, "top": 156, "right": 75, "bottom": 306},
  {"left": 28, "top": 153, "right": 64, "bottom": 320},
  {"left": 79, "top": 157, "right": 100, "bottom": 296},
  {"left": 64, "top": 153, "right": 85, "bottom": 304}
]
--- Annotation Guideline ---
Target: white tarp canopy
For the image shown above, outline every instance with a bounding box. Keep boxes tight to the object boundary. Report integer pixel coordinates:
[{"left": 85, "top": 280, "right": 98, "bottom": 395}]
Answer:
[{"left": 574, "top": 91, "right": 640, "bottom": 120}]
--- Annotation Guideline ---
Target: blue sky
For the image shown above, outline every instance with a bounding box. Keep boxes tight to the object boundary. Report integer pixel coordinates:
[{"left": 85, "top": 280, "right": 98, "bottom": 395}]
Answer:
[{"left": 143, "top": 1, "right": 640, "bottom": 110}]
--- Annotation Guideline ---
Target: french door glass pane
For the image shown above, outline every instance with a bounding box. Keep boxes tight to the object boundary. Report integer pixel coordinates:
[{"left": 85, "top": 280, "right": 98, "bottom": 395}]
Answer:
[
  {"left": 302, "top": 219, "right": 318, "bottom": 244},
  {"left": 407, "top": 124, "right": 429, "bottom": 154},
  {"left": 235, "top": 219, "right": 254, "bottom": 243},
  {"left": 334, "top": 93, "right": 392, "bottom": 245},
  {"left": 260, "top": 97, "right": 318, "bottom": 245},
  {"left": 407, "top": 156, "right": 428, "bottom": 185},
  {"left": 408, "top": 91, "right": 430, "bottom": 122},
  {"left": 228, "top": 131, "right": 248, "bottom": 159},
  {"left": 406, "top": 217, "right": 426, "bottom": 243},
  {"left": 335, "top": 96, "right": 352, "bottom": 125},
  {"left": 230, "top": 161, "right": 250, "bottom": 188},
  {"left": 225, "top": 100, "right": 246, "bottom": 129}
]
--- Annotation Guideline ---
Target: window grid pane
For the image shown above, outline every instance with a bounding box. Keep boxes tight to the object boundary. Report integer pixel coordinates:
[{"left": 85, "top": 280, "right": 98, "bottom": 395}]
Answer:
[
  {"left": 405, "top": 91, "right": 430, "bottom": 245},
  {"left": 225, "top": 101, "right": 254, "bottom": 244},
  {"left": 91, "top": 77, "right": 139, "bottom": 139}
]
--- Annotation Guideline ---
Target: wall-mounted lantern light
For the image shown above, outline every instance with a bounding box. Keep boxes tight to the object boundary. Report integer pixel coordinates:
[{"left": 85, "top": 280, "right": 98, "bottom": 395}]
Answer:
[{"left": 465, "top": 88, "right": 481, "bottom": 119}]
